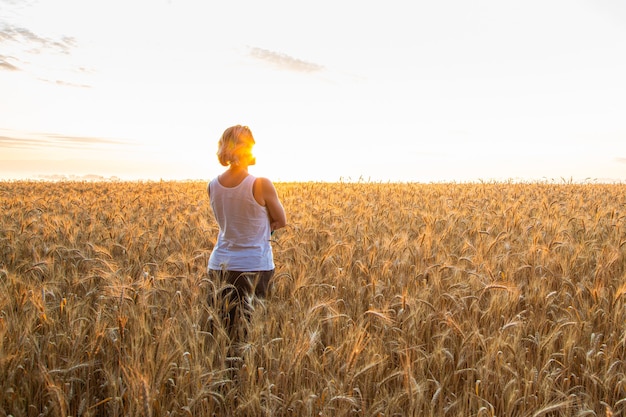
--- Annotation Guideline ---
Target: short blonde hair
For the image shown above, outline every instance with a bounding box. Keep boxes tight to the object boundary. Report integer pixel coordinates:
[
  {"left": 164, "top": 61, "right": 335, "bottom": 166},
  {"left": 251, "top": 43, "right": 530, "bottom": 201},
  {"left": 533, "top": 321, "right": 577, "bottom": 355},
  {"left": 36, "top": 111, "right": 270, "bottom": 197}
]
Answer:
[{"left": 216, "top": 125, "right": 255, "bottom": 166}]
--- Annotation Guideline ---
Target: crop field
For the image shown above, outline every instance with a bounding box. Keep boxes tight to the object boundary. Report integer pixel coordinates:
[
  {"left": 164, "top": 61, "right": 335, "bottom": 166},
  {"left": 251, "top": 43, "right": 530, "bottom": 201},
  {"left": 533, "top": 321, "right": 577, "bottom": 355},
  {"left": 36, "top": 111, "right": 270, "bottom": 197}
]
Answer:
[{"left": 1, "top": 180, "right": 625, "bottom": 416}]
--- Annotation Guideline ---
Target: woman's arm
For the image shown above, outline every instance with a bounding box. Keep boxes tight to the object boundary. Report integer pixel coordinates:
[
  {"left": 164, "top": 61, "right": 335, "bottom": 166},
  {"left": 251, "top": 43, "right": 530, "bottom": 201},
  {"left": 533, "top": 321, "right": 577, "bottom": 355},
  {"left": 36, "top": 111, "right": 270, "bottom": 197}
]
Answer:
[{"left": 255, "top": 177, "right": 287, "bottom": 231}]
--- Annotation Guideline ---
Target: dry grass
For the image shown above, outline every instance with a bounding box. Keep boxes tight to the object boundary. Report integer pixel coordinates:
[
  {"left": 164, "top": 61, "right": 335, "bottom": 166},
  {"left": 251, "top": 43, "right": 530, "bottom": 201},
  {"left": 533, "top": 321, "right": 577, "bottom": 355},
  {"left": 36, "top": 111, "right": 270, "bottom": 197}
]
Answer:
[{"left": 0, "top": 180, "right": 625, "bottom": 416}]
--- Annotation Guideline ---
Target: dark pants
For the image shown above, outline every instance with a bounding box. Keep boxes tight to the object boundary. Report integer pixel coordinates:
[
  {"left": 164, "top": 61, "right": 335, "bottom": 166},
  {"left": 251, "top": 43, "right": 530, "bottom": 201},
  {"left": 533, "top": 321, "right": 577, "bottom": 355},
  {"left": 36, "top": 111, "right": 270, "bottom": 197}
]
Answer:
[{"left": 208, "top": 269, "right": 274, "bottom": 341}]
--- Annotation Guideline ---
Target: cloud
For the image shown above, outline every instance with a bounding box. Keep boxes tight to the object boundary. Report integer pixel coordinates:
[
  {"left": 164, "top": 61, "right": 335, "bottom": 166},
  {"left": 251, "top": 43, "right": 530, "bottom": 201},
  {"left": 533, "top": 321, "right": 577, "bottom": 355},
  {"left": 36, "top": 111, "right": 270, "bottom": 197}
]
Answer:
[
  {"left": 0, "top": 136, "right": 48, "bottom": 148},
  {"left": 0, "top": 55, "right": 18, "bottom": 70},
  {"left": 616, "top": 157, "right": 626, "bottom": 164},
  {"left": 0, "top": 19, "right": 90, "bottom": 87},
  {"left": 48, "top": 79, "right": 91, "bottom": 88},
  {"left": 0, "top": 131, "right": 132, "bottom": 150},
  {"left": 248, "top": 47, "right": 325, "bottom": 73},
  {"left": 47, "top": 134, "right": 129, "bottom": 146},
  {"left": 0, "top": 22, "right": 77, "bottom": 72},
  {"left": 0, "top": 25, "right": 75, "bottom": 53}
]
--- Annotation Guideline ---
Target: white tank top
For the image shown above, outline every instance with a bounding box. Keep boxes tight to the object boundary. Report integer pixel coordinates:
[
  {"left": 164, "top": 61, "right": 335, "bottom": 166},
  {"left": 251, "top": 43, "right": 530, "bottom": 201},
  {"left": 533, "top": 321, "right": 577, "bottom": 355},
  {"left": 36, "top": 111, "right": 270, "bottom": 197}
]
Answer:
[{"left": 207, "top": 174, "right": 274, "bottom": 271}]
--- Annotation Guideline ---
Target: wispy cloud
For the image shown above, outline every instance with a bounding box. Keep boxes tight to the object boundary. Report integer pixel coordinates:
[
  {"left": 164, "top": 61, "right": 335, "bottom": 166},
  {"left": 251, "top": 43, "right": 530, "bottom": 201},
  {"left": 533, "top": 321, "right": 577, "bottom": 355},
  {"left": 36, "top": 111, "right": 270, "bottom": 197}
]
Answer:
[
  {"left": 0, "top": 22, "right": 76, "bottom": 72},
  {"left": 1, "top": 25, "right": 75, "bottom": 54},
  {"left": 0, "top": 12, "right": 88, "bottom": 88},
  {"left": 248, "top": 47, "right": 325, "bottom": 73},
  {"left": 49, "top": 79, "right": 91, "bottom": 88},
  {"left": 0, "top": 55, "right": 18, "bottom": 70},
  {"left": 0, "top": 131, "right": 133, "bottom": 150},
  {"left": 616, "top": 157, "right": 626, "bottom": 164}
]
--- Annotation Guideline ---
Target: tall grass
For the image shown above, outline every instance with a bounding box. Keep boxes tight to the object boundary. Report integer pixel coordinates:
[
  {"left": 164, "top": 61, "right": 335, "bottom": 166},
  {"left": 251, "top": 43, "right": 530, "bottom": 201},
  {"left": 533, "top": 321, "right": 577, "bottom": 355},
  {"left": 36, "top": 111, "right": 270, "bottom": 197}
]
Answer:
[{"left": 0, "top": 180, "right": 625, "bottom": 416}]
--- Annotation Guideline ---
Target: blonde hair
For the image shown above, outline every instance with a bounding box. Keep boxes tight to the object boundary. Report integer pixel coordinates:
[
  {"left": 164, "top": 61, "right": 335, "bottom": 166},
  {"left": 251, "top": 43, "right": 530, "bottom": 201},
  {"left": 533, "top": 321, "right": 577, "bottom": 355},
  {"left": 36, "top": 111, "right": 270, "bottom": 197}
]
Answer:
[{"left": 216, "top": 125, "right": 255, "bottom": 166}]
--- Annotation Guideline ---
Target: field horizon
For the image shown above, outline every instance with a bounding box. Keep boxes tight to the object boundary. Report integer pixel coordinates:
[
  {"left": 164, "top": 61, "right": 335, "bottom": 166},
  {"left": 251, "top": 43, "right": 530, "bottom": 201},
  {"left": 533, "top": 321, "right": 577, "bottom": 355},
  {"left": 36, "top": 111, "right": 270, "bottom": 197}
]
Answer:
[
  {"left": 1, "top": 180, "right": 625, "bottom": 416},
  {"left": 1, "top": 175, "right": 625, "bottom": 184}
]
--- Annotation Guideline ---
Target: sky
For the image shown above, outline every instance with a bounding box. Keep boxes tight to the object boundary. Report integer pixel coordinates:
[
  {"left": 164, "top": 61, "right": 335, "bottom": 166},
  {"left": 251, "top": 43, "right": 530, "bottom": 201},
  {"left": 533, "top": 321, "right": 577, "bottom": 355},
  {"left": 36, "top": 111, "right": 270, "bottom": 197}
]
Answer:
[{"left": 1, "top": 0, "right": 626, "bottom": 182}]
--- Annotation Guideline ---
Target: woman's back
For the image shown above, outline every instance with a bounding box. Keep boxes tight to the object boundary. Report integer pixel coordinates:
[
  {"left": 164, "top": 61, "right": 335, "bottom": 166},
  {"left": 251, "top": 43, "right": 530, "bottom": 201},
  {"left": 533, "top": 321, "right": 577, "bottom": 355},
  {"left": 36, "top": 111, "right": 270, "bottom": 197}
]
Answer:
[{"left": 208, "top": 174, "right": 274, "bottom": 271}]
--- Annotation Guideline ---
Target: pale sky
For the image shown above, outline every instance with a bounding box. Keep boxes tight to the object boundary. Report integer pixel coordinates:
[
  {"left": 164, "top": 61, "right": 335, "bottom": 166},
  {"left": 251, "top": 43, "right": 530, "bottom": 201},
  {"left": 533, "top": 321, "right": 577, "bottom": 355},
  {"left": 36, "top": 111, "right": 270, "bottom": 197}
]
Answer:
[{"left": 1, "top": 0, "right": 625, "bottom": 182}]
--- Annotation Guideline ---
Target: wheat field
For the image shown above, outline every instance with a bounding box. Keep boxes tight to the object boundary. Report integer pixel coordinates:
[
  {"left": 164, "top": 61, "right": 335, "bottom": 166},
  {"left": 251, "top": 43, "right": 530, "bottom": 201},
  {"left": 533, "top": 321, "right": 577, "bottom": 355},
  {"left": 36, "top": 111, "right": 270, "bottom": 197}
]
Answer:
[{"left": 0, "top": 180, "right": 625, "bottom": 416}]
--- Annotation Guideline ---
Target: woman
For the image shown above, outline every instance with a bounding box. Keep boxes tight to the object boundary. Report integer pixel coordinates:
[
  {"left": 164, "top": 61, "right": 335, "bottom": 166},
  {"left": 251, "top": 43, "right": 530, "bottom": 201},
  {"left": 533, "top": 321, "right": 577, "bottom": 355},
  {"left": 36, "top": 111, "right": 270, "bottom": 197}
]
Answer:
[{"left": 207, "top": 125, "right": 287, "bottom": 340}]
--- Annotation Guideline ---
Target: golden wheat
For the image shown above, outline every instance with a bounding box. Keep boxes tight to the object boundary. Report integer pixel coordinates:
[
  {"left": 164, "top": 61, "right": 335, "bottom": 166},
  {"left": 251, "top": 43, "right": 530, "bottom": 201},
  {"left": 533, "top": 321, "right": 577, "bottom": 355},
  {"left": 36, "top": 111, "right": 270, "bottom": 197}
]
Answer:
[{"left": 0, "top": 180, "right": 625, "bottom": 416}]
